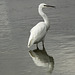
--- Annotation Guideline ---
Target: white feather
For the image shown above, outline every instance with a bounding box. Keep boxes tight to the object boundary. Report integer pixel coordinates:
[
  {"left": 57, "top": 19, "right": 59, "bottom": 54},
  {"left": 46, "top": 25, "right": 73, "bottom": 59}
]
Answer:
[{"left": 28, "top": 22, "right": 46, "bottom": 47}]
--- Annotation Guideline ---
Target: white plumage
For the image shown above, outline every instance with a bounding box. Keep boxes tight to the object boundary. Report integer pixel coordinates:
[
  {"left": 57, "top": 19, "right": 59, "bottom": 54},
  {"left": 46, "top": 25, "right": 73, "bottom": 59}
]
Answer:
[
  {"left": 28, "top": 3, "right": 55, "bottom": 49},
  {"left": 28, "top": 22, "right": 46, "bottom": 47}
]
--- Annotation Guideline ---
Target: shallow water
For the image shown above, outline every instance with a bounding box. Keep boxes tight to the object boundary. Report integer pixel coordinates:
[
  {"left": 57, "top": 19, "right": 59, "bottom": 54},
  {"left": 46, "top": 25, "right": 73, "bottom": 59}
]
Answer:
[{"left": 0, "top": 0, "right": 75, "bottom": 75}]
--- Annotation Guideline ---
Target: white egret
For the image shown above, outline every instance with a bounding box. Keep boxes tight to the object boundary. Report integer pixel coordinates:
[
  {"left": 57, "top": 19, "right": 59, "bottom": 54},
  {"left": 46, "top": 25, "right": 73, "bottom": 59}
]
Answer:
[{"left": 28, "top": 3, "right": 55, "bottom": 49}]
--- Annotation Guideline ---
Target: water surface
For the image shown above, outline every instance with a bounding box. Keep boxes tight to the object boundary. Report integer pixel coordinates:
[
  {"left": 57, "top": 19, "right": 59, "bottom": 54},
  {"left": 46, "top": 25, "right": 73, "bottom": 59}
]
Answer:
[{"left": 0, "top": 0, "right": 75, "bottom": 75}]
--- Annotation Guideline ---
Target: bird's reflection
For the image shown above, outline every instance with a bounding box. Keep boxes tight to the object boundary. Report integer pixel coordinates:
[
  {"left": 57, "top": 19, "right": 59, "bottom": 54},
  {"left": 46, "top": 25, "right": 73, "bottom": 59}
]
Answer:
[{"left": 29, "top": 48, "right": 54, "bottom": 73}]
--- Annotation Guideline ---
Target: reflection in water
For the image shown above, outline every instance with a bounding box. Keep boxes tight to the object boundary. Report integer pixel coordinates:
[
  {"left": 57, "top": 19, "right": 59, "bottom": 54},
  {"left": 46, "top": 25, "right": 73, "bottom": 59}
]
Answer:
[{"left": 29, "top": 48, "right": 54, "bottom": 73}]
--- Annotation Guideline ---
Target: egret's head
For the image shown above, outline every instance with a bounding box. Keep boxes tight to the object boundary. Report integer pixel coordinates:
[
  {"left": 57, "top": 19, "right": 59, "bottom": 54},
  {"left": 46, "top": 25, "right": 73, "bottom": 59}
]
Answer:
[{"left": 39, "top": 3, "right": 55, "bottom": 9}]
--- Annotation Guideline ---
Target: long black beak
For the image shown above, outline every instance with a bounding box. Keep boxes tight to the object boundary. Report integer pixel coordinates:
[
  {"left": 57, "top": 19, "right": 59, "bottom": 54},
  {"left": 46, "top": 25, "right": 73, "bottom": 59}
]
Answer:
[{"left": 44, "top": 5, "right": 56, "bottom": 8}]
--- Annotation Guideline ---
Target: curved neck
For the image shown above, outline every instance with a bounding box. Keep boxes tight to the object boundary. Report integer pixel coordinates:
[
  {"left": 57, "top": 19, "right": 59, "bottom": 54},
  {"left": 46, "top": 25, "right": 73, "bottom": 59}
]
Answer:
[{"left": 38, "top": 7, "right": 49, "bottom": 24}]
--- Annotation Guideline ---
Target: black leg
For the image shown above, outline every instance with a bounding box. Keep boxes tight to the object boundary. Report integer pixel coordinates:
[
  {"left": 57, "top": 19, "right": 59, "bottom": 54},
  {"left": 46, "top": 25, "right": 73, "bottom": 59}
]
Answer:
[
  {"left": 36, "top": 44, "right": 39, "bottom": 50},
  {"left": 42, "top": 40, "right": 45, "bottom": 50}
]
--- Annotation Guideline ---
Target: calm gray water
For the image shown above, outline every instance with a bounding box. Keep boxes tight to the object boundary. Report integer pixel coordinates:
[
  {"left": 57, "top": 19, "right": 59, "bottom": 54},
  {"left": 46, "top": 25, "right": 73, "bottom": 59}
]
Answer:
[{"left": 0, "top": 0, "right": 75, "bottom": 75}]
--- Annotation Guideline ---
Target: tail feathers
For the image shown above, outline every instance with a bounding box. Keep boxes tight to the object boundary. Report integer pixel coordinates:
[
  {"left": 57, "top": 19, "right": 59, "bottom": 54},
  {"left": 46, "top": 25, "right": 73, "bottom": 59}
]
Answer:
[{"left": 28, "top": 38, "right": 34, "bottom": 48}]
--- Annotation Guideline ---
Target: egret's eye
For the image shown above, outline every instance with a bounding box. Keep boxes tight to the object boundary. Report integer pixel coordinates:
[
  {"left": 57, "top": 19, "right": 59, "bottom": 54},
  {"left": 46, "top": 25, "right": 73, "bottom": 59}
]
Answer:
[{"left": 44, "top": 5, "right": 47, "bottom": 7}]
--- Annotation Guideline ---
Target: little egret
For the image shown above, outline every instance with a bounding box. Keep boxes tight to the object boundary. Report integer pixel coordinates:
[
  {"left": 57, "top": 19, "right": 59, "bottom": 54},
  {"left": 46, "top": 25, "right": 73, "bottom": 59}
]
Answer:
[{"left": 28, "top": 3, "right": 55, "bottom": 49}]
